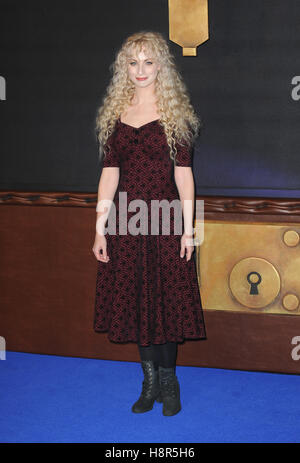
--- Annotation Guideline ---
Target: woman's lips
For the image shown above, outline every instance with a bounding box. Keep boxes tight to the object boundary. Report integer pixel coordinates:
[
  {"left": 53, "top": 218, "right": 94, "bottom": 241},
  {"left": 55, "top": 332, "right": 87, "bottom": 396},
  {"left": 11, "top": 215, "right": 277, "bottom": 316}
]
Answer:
[{"left": 136, "top": 77, "right": 148, "bottom": 81}]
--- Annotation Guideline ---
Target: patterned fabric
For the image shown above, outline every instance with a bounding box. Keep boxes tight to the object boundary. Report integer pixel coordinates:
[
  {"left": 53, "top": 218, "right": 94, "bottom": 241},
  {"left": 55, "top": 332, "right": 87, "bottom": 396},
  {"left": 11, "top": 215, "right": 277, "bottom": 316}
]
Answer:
[{"left": 94, "top": 118, "right": 206, "bottom": 346}]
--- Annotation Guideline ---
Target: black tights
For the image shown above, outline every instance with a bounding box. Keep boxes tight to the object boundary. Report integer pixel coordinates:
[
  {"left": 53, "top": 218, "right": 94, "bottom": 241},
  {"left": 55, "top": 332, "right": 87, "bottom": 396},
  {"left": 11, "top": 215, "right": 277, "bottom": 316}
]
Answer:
[{"left": 138, "top": 342, "right": 177, "bottom": 370}]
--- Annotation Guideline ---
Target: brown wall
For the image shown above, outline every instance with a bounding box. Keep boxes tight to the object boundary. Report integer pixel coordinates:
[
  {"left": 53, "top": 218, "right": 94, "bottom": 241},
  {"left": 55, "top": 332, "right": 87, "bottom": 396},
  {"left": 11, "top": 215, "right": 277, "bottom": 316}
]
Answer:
[{"left": 1, "top": 190, "right": 300, "bottom": 374}]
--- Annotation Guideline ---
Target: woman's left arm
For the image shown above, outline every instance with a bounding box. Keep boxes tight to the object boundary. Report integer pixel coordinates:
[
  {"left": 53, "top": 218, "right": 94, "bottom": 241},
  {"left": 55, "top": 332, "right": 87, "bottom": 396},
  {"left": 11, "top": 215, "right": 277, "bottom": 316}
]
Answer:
[{"left": 174, "top": 166, "right": 195, "bottom": 261}]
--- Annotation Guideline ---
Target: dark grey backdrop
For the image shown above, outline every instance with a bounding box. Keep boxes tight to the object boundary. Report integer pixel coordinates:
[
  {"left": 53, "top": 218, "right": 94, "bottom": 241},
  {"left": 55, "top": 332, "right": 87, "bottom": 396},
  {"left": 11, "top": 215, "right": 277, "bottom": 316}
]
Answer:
[{"left": 1, "top": 0, "right": 300, "bottom": 197}]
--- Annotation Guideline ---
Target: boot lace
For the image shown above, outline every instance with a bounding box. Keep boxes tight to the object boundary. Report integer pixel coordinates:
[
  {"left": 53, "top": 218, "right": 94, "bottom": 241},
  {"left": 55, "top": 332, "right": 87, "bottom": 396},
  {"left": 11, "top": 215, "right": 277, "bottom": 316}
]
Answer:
[
  {"left": 160, "top": 378, "right": 177, "bottom": 399},
  {"left": 140, "top": 362, "right": 158, "bottom": 399},
  {"left": 141, "top": 379, "right": 154, "bottom": 399}
]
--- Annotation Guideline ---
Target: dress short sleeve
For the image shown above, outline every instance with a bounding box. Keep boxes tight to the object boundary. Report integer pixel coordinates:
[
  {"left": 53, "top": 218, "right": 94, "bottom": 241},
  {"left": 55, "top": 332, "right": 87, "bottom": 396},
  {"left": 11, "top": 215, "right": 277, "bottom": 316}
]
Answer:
[
  {"left": 174, "top": 139, "right": 193, "bottom": 167},
  {"left": 102, "top": 132, "right": 120, "bottom": 167}
]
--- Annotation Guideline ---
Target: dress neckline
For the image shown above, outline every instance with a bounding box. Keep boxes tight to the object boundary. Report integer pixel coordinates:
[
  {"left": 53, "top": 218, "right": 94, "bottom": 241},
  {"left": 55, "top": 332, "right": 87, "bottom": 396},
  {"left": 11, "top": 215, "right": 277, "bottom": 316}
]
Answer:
[{"left": 118, "top": 116, "right": 161, "bottom": 130}]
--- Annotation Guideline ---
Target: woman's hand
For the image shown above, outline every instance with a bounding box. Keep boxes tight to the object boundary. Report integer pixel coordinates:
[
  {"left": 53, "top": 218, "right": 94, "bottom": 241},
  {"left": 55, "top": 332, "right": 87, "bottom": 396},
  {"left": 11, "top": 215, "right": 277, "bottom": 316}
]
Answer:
[
  {"left": 92, "top": 233, "right": 110, "bottom": 263},
  {"left": 180, "top": 232, "right": 194, "bottom": 261}
]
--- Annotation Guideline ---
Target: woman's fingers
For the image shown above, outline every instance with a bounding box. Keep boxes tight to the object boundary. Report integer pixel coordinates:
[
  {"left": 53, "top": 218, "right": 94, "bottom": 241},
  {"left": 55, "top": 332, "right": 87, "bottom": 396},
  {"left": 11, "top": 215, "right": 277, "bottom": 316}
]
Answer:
[
  {"left": 184, "top": 246, "right": 193, "bottom": 261},
  {"left": 180, "top": 241, "right": 185, "bottom": 258},
  {"left": 98, "top": 254, "right": 110, "bottom": 262},
  {"left": 92, "top": 233, "right": 110, "bottom": 263},
  {"left": 180, "top": 241, "right": 194, "bottom": 261},
  {"left": 92, "top": 243, "right": 110, "bottom": 262},
  {"left": 98, "top": 246, "right": 109, "bottom": 262}
]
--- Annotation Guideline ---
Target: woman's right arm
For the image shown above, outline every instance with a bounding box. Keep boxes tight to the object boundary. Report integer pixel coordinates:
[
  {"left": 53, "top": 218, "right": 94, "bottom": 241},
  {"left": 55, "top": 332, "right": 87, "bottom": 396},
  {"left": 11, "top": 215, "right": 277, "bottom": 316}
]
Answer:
[{"left": 92, "top": 167, "right": 120, "bottom": 262}]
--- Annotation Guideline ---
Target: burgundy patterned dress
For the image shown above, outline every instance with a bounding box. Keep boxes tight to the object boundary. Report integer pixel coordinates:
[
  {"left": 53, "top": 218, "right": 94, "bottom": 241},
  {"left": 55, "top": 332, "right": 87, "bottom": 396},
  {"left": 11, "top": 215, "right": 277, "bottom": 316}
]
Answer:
[{"left": 94, "top": 117, "right": 206, "bottom": 346}]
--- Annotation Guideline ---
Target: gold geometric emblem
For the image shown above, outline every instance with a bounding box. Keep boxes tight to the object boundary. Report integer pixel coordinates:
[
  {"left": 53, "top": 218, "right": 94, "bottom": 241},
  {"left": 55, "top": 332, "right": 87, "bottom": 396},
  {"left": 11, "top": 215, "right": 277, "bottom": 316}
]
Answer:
[{"left": 169, "top": 0, "right": 209, "bottom": 55}]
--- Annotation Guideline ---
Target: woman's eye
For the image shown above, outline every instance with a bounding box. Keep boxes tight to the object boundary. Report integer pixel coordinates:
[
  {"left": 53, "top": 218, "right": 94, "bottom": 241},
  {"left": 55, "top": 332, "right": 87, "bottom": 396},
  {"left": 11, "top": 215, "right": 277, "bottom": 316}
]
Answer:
[{"left": 129, "top": 61, "right": 153, "bottom": 65}]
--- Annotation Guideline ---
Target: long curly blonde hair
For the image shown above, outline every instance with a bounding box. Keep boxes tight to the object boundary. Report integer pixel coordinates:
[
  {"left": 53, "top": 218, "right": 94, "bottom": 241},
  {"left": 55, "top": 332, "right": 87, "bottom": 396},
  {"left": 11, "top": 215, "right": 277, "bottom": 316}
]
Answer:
[{"left": 95, "top": 30, "right": 202, "bottom": 165}]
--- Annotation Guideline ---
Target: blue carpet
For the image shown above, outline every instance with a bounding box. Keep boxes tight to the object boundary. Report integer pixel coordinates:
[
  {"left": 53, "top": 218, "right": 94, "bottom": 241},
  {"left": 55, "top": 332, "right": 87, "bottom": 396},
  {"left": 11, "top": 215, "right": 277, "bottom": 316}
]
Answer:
[{"left": 1, "top": 351, "right": 300, "bottom": 443}]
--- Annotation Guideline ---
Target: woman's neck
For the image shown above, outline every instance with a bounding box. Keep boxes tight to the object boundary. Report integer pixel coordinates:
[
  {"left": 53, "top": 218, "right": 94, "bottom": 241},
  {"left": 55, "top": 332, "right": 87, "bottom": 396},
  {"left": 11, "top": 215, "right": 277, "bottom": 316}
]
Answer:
[{"left": 131, "top": 84, "right": 158, "bottom": 106}]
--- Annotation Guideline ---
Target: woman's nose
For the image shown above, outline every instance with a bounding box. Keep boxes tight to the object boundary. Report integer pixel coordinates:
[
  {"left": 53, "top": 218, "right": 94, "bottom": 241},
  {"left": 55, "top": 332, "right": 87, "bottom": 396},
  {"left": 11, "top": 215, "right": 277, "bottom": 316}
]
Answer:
[{"left": 137, "top": 63, "right": 145, "bottom": 74}]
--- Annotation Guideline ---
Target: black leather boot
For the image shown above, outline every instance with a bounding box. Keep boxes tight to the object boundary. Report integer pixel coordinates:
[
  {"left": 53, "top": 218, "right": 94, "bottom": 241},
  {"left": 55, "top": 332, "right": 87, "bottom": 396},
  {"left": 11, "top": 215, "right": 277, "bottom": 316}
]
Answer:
[
  {"left": 159, "top": 366, "right": 182, "bottom": 416},
  {"left": 131, "top": 360, "right": 162, "bottom": 413}
]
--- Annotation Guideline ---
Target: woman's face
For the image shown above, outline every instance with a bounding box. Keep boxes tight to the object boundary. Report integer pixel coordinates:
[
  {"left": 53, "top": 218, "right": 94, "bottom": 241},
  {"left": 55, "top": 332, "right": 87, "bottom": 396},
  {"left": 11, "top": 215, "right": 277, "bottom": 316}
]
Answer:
[{"left": 127, "top": 47, "right": 160, "bottom": 88}]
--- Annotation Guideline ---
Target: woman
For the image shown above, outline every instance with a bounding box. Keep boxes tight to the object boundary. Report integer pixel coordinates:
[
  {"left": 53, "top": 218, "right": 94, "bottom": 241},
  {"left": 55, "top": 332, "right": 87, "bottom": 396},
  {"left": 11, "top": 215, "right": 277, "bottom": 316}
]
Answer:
[{"left": 92, "top": 31, "right": 206, "bottom": 417}]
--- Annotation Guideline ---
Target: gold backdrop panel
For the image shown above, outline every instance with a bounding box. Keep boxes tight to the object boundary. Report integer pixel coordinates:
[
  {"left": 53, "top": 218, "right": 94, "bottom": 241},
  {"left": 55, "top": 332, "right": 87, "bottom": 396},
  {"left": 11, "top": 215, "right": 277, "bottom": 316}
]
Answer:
[
  {"left": 196, "top": 221, "right": 300, "bottom": 315},
  {"left": 169, "top": 0, "right": 209, "bottom": 55}
]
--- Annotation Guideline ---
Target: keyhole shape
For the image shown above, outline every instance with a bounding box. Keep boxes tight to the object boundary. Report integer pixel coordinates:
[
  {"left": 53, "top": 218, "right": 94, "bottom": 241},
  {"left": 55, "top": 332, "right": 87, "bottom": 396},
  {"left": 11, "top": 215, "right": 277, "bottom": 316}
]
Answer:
[{"left": 247, "top": 271, "right": 262, "bottom": 295}]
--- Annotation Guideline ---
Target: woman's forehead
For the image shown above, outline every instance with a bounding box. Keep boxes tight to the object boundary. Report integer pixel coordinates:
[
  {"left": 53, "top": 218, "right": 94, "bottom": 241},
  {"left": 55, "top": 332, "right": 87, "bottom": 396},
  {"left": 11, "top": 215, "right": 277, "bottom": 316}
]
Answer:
[{"left": 127, "top": 44, "right": 154, "bottom": 59}]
